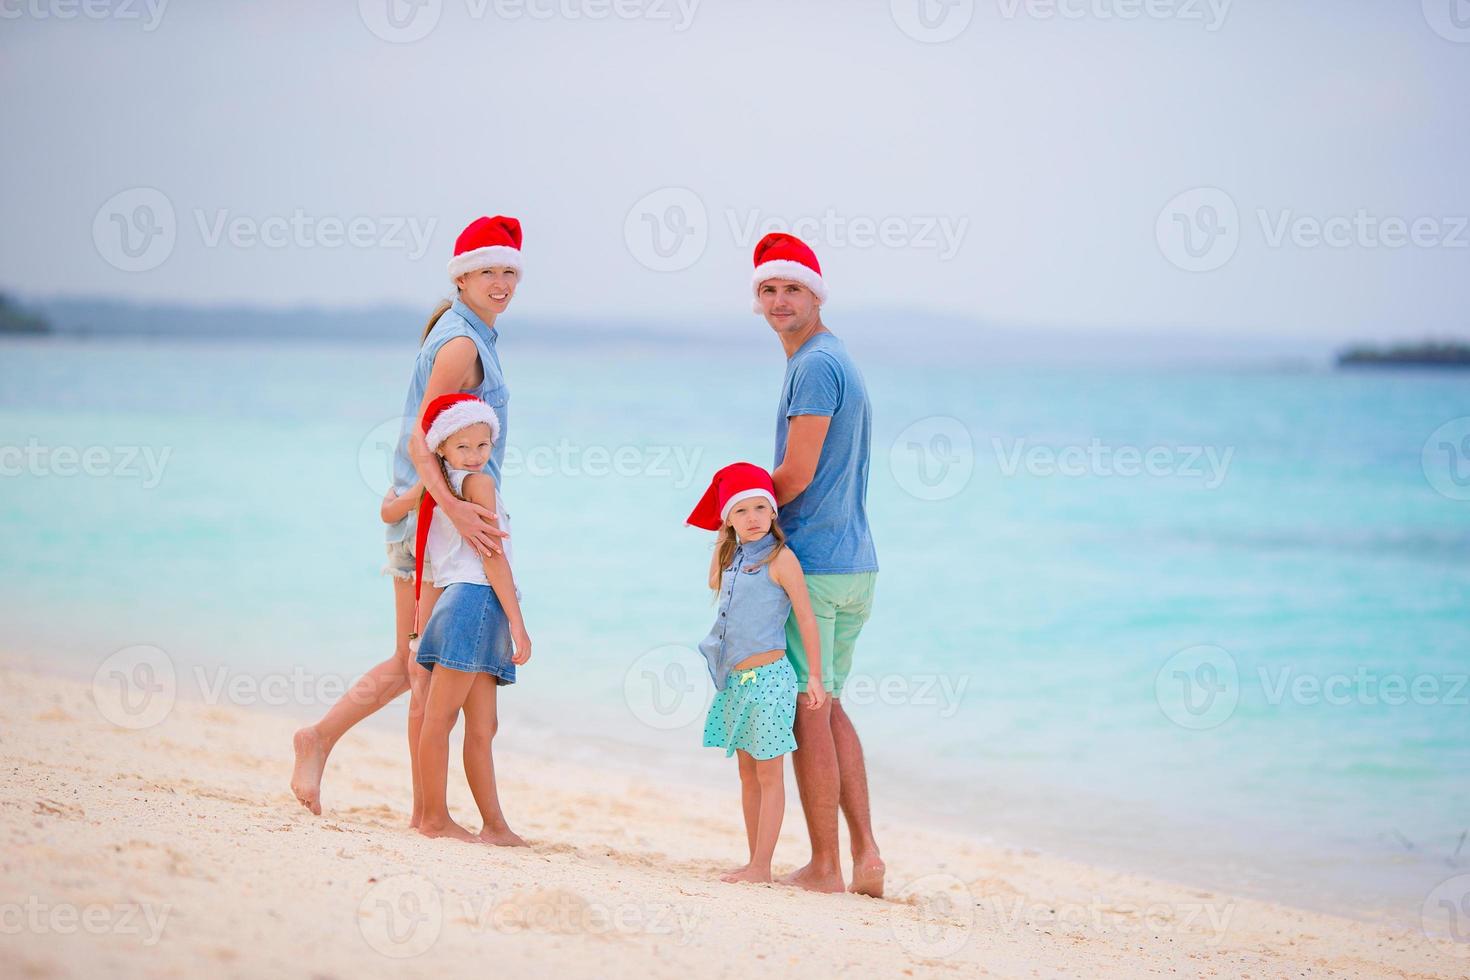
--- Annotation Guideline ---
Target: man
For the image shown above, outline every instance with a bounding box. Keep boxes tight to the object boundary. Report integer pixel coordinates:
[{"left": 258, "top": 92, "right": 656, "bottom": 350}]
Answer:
[{"left": 751, "top": 232, "right": 884, "bottom": 897}]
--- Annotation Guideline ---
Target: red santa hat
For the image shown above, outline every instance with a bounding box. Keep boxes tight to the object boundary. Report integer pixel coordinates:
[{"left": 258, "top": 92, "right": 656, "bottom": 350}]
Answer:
[
  {"left": 686, "top": 462, "right": 778, "bottom": 530},
  {"left": 447, "top": 215, "right": 523, "bottom": 284},
  {"left": 411, "top": 393, "right": 501, "bottom": 628},
  {"left": 750, "top": 232, "right": 828, "bottom": 313}
]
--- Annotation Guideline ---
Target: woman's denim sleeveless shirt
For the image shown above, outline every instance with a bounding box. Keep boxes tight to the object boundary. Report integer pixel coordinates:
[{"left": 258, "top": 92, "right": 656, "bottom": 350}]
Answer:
[
  {"left": 385, "top": 299, "right": 510, "bottom": 545},
  {"left": 698, "top": 533, "right": 791, "bottom": 690}
]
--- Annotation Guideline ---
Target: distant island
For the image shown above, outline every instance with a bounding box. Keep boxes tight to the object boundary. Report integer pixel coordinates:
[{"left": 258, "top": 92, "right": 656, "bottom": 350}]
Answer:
[
  {"left": 0, "top": 293, "right": 51, "bottom": 335},
  {"left": 1337, "top": 341, "right": 1470, "bottom": 369}
]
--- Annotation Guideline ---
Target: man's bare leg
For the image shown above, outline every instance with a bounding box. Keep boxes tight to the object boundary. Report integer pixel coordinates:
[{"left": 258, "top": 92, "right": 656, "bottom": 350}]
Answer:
[
  {"left": 778, "top": 693, "right": 845, "bottom": 893},
  {"left": 291, "top": 578, "right": 420, "bottom": 815},
  {"left": 831, "top": 698, "right": 884, "bottom": 897}
]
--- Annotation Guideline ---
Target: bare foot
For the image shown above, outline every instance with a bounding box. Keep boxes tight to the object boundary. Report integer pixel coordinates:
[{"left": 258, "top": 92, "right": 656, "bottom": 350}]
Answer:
[
  {"left": 477, "top": 824, "right": 528, "bottom": 847},
  {"left": 409, "top": 804, "right": 422, "bottom": 830},
  {"left": 850, "top": 851, "right": 886, "bottom": 898},
  {"left": 778, "top": 862, "right": 846, "bottom": 894},
  {"left": 417, "top": 817, "right": 477, "bottom": 842},
  {"left": 721, "top": 862, "right": 751, "bottom": 880},
  {"left": 721, "top": 866, "right": 773, "bottom": 884},
  {"left": 290, "top": 727, "right": 329, "bottom": 815}
]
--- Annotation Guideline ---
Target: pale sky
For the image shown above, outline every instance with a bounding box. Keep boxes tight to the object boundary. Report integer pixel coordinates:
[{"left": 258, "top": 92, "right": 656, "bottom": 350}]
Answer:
[{"left": 2, "top": 0, "right": 1467, "bottom": 338}]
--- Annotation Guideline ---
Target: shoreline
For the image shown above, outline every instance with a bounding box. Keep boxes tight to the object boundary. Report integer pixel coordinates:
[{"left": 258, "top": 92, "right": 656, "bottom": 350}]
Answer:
[{"left": 3, "top": 657, "right": 1466, "bottom": 977}]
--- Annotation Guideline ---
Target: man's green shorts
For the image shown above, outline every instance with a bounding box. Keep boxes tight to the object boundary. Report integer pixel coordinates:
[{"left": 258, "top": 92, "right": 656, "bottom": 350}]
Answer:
[{"left": 784, "top": 572, "right": 877, "bottom": 695}]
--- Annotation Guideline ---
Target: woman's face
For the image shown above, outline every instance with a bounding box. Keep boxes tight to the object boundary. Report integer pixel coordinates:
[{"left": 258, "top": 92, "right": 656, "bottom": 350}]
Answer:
[
  {"left": 726, "top": 498, "right": 774, "bottom": 542},
  {"left": 437, "top": 422, "right": 494, "bottom": 472},
  {"left": 456, "top": 266, "right": 518, "bottom": 315}
]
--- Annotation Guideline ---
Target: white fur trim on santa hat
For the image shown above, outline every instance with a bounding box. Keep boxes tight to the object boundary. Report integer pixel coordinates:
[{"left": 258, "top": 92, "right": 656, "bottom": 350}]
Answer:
[
  {"left": 447, "top": 245, "right": 523, "bottom": 283},
  {"left": 751, "top": 259, "right": 828, "bottom": 314},
  {"left": 720, "top": 488, "right": 778, "bottom": 522},
  {"left": 425, "top": 400, "right": 501, "bottom": 454}
]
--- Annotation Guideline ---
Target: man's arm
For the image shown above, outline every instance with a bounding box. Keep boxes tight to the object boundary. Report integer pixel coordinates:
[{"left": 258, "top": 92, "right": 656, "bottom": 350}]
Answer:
[{"left": 772, "top": 414, "right": 831, "bottom": 505}]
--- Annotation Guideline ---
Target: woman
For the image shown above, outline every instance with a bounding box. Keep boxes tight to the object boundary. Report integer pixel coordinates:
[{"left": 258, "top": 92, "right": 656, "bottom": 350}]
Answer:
[{"left": 291, "top": 215, "right": 523, "bottom": 824}]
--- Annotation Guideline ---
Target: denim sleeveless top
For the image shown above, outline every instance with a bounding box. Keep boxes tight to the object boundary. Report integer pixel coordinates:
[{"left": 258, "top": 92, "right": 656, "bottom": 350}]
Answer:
[
  {"left": 385, "top": 299, "right": 510, "bottom": 545},
  {"left": 698, "top": 533, "right": 791, "bottom": 690}
]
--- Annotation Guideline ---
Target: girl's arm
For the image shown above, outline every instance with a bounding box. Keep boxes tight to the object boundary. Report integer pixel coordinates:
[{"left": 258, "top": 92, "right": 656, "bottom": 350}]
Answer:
[
  {"left": 380, "top": 480, "right": 423, "bottom": 524},
  {"left": 461, "top": 472, "right": 532, "bottom": 666},
  {"left": 770, "top": 549, "right": 826, "bottom": 708},
  {"left": 708, "top": 540, "right": 722, "bottom": 590},
  {"left": 409, "top": 337, "right": 509, "bottom": 557}
]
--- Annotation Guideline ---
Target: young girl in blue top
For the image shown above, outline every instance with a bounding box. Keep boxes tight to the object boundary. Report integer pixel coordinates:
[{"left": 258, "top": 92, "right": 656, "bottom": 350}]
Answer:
[{"left": 688, "top": 462, "right": 825, "bottom": 884}]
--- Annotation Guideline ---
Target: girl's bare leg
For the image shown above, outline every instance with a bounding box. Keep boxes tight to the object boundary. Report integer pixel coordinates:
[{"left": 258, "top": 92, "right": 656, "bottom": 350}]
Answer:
[
  {"left": 462, "top": 675, "right": 527, "bottom": 846},
  {"left": 416, "top": 665, "right": 478, "bottom": 842},
  {"left": 405, "top": 583, "right": 442, "bottom": 828},
  {"left": 723, "top": 753, "right": 784, "bottom": 884},
  {"left": 722, "top": 751, "right": 760, "bottom": 877},
  {"left": 291, "top": 575, "right": 419, "bottom": 815}
]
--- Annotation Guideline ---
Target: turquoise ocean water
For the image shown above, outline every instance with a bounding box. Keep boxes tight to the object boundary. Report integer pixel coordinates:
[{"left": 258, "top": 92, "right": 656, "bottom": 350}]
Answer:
[{"left": 1, "top": 332, "right": 1466, "bottom": 922}]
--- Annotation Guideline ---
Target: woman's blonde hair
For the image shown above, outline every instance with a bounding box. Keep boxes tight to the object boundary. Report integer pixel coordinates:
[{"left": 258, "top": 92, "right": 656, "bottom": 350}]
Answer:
[
  {"left": 712, "top": 516, "right": 786, "bottom": 589},
  {"left": 420, "top": 299, "right": 453, "bottom": 345}
]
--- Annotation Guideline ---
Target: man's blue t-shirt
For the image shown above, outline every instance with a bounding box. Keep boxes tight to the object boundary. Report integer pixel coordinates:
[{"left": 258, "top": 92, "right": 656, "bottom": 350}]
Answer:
[{"left": 774, "top": 331, "right": 878, "bottom": 576}]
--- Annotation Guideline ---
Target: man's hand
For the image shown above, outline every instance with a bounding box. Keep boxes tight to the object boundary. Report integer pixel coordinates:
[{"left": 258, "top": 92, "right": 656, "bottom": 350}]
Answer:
[
  {"left": 805, "top": 677, "right": 827, "bottom": 710},
  {"left": 446, "top": 497, "right": 510, "bottom": 557}
]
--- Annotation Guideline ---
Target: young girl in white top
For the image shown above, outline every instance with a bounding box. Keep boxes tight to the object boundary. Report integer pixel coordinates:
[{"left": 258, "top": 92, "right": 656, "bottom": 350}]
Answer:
[{"left": 411, "top": 392, "right": 531, "bottom": 844}]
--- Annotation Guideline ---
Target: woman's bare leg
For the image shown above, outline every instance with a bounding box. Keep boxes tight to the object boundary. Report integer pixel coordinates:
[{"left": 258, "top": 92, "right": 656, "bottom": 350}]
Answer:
[
  {"left": 405, "top": 583, "right": 442, "bottom": 828},
  {"left": 462, "top": 675, "right": 526, "bottom": 846},
  {"left": 416, "top": 665, "right": 477, "bottom": 842},
  {"left": 291, "top": 575, "right": 419, "bottom": 815}
]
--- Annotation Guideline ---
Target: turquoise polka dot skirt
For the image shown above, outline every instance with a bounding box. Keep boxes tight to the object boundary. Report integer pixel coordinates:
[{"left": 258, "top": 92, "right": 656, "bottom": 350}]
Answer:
[{"left": 702, "top": 658, "right": 799, "bottom": 760}]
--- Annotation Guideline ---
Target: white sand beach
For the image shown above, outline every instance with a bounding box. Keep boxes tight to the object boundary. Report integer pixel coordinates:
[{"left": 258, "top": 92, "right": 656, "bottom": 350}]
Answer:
[{"left": 1, "top": 658, "right": 1464, "bottom": 979}]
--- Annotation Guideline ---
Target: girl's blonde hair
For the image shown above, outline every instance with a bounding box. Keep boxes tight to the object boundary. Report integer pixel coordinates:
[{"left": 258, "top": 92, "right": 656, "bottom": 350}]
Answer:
[
  {"left": 420, "top": 299, "right": 453, "bottom": 345},
  {"left": 713, "top": 516, "right": 786, "bottom": 589}
]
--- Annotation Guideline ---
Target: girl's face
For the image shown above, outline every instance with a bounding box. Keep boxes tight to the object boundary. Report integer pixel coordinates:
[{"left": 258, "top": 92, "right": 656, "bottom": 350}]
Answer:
[
  {"left": 456, "top": 266, "right": 518, "bottom": 315},
  {"left": 726, "top": 497, "right": 774, "bottom": 542},
  {"left": 437, "top": 422, "right": 493, "bottom": 472}
]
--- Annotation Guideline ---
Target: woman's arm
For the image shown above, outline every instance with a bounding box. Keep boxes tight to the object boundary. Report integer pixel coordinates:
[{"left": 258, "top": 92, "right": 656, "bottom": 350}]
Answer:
[
  {"left": 380, "top": 480, "right": 423, "bottom": 524},
  {"left": 410, "top": 336, "right": 508, "bottom": 557},
  {"left": 770, "top": 549, "right": 825, "bottom": 708},
  {"left": 461, "top": 473, "right": 531, "bottom": 665}
]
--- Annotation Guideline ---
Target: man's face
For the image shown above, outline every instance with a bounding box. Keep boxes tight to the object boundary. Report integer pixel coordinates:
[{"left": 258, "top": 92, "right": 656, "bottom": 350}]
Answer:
[{"left": 756, "top": 278, "right": 819, "bottom": 334}]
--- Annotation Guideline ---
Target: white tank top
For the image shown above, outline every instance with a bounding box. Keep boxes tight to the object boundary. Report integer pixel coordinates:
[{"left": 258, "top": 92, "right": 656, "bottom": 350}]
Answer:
[{"left": 425, "top": 468, "right": 516, "bottom": 592}]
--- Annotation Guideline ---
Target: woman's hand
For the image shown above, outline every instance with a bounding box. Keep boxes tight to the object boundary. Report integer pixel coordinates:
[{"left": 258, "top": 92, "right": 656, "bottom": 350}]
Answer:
[
  {"left": 510, "top": 624, "right": 532, "bottom": 666},
  {"left": 446, "top": 497, "right": 510, "bottom": 557},
  {"left": 805, "top": 677, "right": 827, "bottom": 710}
]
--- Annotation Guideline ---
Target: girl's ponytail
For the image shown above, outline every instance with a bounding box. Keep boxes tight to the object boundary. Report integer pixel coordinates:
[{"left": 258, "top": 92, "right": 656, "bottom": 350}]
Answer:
[{"left": 420, "top": 299, "right": 453, "bottom": 346}]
